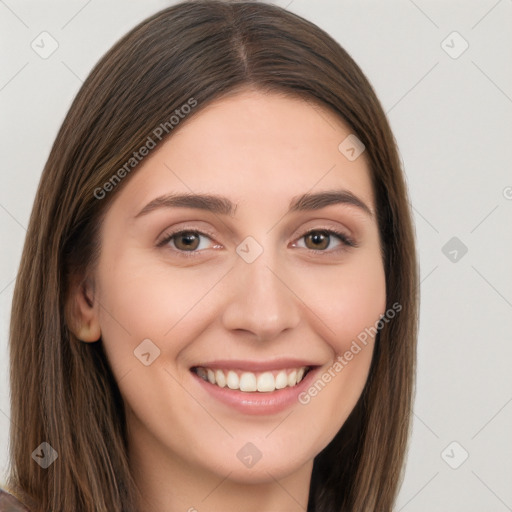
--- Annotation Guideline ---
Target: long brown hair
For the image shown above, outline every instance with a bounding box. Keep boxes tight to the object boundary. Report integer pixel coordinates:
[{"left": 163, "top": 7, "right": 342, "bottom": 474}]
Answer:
[{"left": 7, "top": 1, "right": 419, "bottom": 510}]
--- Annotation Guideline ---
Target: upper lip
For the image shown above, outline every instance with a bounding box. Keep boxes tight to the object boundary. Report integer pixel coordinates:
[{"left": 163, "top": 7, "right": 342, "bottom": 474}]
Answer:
[{"left": 190, "top": 358, "right": 321, "bottom": 372}]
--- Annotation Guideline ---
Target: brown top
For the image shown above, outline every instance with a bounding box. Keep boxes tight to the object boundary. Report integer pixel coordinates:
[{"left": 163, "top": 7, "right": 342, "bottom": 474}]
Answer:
[{"left": 0, "top": 489, "right": 30, "bottom": 512}]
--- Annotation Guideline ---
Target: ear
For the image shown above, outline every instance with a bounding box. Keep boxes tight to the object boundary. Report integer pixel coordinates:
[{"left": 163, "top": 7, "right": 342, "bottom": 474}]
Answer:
[{"left": 66, "top": 274, "right": 101, "bottom": 343}]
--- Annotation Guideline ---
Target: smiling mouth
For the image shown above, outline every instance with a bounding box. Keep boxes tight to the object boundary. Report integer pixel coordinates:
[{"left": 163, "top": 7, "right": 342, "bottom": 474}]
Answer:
[{"left": 191, "top": 366, "right": 312, "bottom": 393}]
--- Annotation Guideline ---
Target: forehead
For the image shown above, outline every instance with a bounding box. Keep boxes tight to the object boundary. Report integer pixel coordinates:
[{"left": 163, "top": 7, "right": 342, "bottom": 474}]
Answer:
[{"left": 110, "top": 89, "right": 375, "bottom": 217}]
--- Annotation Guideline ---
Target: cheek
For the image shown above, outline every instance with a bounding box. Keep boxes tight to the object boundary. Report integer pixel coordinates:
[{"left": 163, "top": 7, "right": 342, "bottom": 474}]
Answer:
[
  {"left": 296, "top": 251, "right": 387, "bottom": 353},
  {"left": 94, "top": 253, "right": 230, "bottom": 369},
  {"left": 292, "top": 251, "right": 386, "bottom": 421}
]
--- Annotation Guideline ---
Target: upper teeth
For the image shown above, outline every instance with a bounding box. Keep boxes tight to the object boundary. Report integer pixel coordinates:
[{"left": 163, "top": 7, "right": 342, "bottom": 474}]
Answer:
[{"left": 193, "top": 367, "right": 308, "bottom": 392}]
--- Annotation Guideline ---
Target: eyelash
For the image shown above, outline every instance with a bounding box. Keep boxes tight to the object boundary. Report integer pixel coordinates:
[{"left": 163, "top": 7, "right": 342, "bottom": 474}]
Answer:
[{"left": 157, "top": 227, "right": 357, "bottom": 259}]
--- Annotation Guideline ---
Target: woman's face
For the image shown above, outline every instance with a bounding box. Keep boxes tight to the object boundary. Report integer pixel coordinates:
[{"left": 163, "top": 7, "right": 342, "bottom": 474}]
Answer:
[{"left": 88, "top": 89, "right": 386, "bottom": 486}]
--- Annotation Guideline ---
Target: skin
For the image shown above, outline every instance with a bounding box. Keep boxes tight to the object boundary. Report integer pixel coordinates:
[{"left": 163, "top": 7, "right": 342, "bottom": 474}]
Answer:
[{"left": 70, "top": 88, "right": 386, "bottom": 512}]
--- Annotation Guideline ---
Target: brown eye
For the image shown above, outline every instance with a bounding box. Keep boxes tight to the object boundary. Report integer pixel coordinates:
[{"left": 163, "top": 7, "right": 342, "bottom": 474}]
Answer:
[
  {"left": 304, "top": 231, "right": 331, "bottom": 250},
  {"left": 158, "top": 229, "right": 220, "bottom": 257},
  {"left": 294, "top": 228, "right": 355, "bottom": 254},
  {"left": 172, "top": 231, "right": 201, "bottom": 251}
]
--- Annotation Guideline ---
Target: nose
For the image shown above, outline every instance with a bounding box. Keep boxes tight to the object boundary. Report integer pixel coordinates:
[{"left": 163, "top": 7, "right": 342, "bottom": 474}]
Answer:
[{"left": 220, "top": 247, "right": 301, "bottom": 342}]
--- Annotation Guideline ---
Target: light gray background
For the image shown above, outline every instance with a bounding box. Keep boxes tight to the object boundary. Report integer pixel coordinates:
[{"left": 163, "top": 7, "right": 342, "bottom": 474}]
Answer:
[{"left": 1, "top": 0, "right": 511, "bottom": 510}]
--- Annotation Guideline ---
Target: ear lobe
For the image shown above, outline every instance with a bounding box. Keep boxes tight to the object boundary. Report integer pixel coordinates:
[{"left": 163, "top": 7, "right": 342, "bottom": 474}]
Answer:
[{"left": 66, "top": 275, "right": 101, "bottom": 343}]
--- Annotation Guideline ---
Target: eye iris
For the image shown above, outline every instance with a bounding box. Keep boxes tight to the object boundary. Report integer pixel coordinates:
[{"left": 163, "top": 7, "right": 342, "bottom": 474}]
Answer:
[
  {"left": 305, "top": 231, "right": 329, "bottom": 250},
  {"left": 175, "top": 232, "right": 200, "bottom": 251}
]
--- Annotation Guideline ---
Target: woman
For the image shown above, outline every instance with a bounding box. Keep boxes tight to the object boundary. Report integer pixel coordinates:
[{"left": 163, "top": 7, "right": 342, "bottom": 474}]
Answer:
[{"left": 4, "top": 1, "right": 418, "bottom": 510}]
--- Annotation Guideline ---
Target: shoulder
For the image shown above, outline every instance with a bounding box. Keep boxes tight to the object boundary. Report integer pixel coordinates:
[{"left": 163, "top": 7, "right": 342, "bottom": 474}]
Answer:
[{"left": 0, "top": 488, "right": 31, "bottom": 511}]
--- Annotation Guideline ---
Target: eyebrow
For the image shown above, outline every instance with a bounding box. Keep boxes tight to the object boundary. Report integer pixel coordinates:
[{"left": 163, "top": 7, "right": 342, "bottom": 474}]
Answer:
[{"left": 134, "top": 189, "right": 373, "bottom": 219}]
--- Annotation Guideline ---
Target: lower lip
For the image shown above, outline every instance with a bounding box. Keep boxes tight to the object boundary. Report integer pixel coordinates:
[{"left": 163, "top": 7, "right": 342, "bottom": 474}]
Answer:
[{"left": 190, "top": 367, "right": 320, "bottom": 415}]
